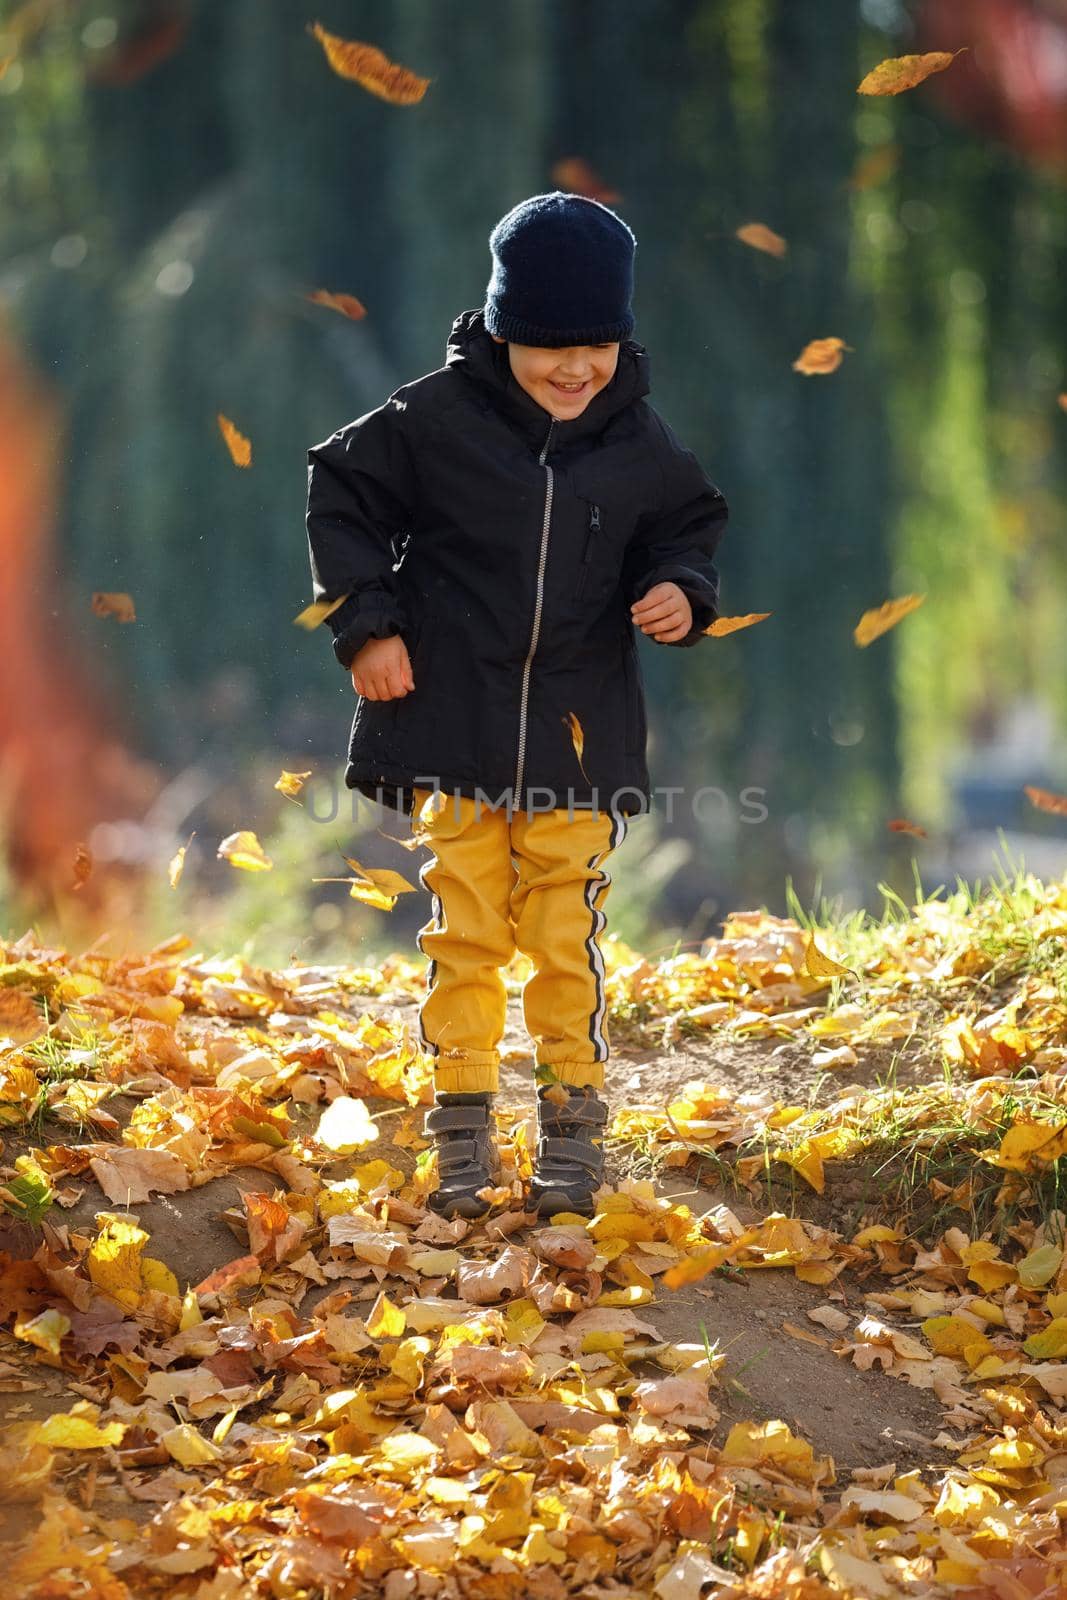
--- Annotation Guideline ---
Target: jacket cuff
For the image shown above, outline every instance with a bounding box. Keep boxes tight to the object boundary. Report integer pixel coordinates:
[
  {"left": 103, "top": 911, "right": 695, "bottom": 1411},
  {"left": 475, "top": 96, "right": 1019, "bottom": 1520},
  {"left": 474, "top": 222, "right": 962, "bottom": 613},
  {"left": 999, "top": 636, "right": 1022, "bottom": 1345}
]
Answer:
[
  {"left": 326, "top": 591, "right": 406, "bottom": 670},
  {"left": 632, "top": 571, "right": 718, "bottom": 648}
]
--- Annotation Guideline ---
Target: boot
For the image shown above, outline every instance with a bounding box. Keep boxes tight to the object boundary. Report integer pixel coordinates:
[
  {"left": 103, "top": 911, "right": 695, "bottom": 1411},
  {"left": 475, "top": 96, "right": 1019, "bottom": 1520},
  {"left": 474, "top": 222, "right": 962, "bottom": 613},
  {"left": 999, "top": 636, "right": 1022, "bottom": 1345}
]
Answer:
[
  {"left": 528, "top": 1083, "right": 609, "bottom": 1218},
  {"left": 425, "top": 1091, "right": 501, "bottom": 1220}
]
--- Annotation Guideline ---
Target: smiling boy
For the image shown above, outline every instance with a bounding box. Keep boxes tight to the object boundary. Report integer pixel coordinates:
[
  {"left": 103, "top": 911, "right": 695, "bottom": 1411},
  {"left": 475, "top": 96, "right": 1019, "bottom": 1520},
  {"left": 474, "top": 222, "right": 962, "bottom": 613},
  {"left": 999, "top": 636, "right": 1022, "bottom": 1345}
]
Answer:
[{"left": 305, "top": 192, "right": 729, "bottom": 1218}]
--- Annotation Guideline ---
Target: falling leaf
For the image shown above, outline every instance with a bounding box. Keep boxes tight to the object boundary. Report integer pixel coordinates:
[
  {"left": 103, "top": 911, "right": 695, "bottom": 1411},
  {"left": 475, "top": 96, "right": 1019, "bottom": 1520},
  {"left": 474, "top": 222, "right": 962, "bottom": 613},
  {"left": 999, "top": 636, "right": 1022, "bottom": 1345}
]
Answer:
[
  {"left": 563, "top": 712, "right": 590, "bottom": 782},
  {"left": 308, "top": 23, "right": 430, "bottom": 103},
  {"left": 792, "top": 337, "right": 853, "bottom": 375},
  {"left": 1025, "top": 785, "right": 1067, "bottom": 817},
  {"left": 550, "top": 156, "right": 620, "bottom": 204},
  {"left": 888, "top": 817, "right": 928, "bottom": 837},
  {"left": 853, "top": 594, "right": 925, "bottom": 646},
  {"left": 90, "top": 591, "right": 136, "bottom": 622},
  {"left": 217, "top": 831, "right": 273, "bottom": 871},
  {"left": 704, "top": 611, "right": 771, "bottom": 637},
  {"left": 275, "top": 769, "right": 313, "bottom": 800},
  {"left": 169, "top": 830, "right": 195, "bottom": 887},
  {"left": 69, "top": 843, "right": 93, "bottom": 892},
  {"left": 306, "top": 289, "right": 367, "bottom": 320},
  {"left": 735, "top": 222, "right": 787, "bottom": 258},
  {"left": 847, "top": 144, "right": 900, "bottom": 190},
  {"left": 294, "top": 592, "right": 352, "bottom": 629},
  {"left": 315, "top": 854, "right": 416, "bottom": 911},
  {"left": 857, "top": 49, "right": 967, "bottom": 96},
  {"left": 217, "top": 412, "right": 252, "bottom": 467}
]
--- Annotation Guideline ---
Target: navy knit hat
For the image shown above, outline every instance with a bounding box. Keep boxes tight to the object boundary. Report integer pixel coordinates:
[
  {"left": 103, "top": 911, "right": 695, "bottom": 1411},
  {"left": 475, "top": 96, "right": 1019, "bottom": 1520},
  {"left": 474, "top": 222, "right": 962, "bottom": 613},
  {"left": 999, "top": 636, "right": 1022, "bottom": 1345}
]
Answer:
[{"left": 483, "top": 191, "right": 636, "bottom": 347}]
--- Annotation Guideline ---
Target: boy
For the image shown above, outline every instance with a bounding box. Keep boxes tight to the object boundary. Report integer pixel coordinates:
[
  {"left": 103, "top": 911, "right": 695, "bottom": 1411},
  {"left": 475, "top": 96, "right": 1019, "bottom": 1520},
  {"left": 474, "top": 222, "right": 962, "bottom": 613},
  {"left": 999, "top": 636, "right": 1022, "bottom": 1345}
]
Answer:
[{"left": 305, "top": 192, "right": 728, "bottom": 1220}]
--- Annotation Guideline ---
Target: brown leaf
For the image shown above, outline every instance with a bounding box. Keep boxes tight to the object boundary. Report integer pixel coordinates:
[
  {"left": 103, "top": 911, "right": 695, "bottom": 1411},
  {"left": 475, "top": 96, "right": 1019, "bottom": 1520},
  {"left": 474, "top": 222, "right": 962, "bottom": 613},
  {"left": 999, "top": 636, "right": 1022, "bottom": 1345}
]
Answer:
[
  {"left": 88, "top": 1146, "right": 191, "bottom": 1205},
  {"left": 563, "top": 712, "right": 590, "bottom": 782},
  {"left": 455, "top": 1246, "right": 532, "bottom": 1305},
  {"left": 308, "top": 23, "right": 430, "bottom": 103}
]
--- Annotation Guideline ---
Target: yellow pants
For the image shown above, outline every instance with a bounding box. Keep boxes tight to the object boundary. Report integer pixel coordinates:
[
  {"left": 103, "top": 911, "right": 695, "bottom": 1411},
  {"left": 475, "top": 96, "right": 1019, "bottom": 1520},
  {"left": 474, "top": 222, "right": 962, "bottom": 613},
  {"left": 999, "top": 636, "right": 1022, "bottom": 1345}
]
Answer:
[{"left": 412, "top": 785, "right": 629, "bottom": 1094}]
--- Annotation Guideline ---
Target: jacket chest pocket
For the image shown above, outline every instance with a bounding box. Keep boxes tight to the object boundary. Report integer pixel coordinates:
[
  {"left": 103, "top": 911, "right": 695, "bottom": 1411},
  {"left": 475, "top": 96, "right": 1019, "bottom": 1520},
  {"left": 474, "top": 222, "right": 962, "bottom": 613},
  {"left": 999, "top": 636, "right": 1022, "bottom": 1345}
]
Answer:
[{"left": 572, "top": 497, "right": 629, "bottom": 604}]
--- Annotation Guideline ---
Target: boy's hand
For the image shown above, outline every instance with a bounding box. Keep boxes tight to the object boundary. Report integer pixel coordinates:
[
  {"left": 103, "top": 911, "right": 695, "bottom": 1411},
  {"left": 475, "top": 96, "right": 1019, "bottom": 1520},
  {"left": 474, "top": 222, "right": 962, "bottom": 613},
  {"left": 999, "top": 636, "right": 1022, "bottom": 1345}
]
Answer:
[
  {"left": 351, "top": 634, "right": 415, "bottom": 700},
  {"left": 631, "top": 581, "right": 694, "bottom": 643}
]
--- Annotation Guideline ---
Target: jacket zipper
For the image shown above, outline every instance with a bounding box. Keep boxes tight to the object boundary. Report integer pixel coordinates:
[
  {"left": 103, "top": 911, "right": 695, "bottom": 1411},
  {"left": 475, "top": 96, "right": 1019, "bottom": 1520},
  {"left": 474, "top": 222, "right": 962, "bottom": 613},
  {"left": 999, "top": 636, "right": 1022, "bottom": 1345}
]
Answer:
[
  {"left": 514, "top": 418, "right": 557, "bottom": 799},
  {"left": 574, "top": 501, "right": 601, "bottom": 600}
]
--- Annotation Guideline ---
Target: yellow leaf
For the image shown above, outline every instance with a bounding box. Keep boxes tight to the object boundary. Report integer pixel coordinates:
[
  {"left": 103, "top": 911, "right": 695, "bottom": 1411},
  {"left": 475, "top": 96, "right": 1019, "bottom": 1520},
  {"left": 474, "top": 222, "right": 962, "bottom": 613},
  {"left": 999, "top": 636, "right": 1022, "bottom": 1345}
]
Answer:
[
  {"left": 1023, "top": 1318, "right": 1067, "bottom": 1360},
  {"left": 991, "top": 1122, "right": 1067, "bottom": 1172},
  {"left": 217, "top": 830, "right": 272, "bottom": 871},
  {"left": 803, "top": 933, "right": 853, "bottom": 980},
  {"left": 161, "top": 1423, "right": 223, "bottom": 1466},
  {"left": 274, "top": 769, "right": 313, "bottom": 799},
  {"left": 31, "top": 1413, "right": 125, "bottom": 1450},
  {"left": 293, "top": 592, "right": 351, "bottom": 629},
  {"left": 216, "top": 411, "right": 251, "bottom": 467},
  {"left": 857, "top": 49, "right": 967, "bottom": 96},
  {"left": 922, "top": 1315, "right": 993, "bottom": 1362},
  {"left": 14, "top": 1308, "right": 71, "bottom": 1357},
  {"left": 366, "top": 1292, "right": 406, "bottom": 1339},
  {"left": 141, "top": 1257, "right": 180, "bottom": 1298},
  {"left": 168, "top": 832, "right": 194, "bottom": 888},
  {"left": 88, "top": 1218, "right": 149, "bottom": 1311},
  {"left": 854, "top": 594, "right": 925, "bottom": 646}
]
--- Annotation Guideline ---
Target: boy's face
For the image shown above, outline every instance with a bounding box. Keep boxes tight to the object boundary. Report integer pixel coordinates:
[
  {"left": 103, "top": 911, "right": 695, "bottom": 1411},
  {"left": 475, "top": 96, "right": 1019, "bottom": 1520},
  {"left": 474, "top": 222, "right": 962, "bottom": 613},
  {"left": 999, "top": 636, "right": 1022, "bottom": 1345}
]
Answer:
[{"left": 491, "top": 334, "right": 620, "bottom": 419}]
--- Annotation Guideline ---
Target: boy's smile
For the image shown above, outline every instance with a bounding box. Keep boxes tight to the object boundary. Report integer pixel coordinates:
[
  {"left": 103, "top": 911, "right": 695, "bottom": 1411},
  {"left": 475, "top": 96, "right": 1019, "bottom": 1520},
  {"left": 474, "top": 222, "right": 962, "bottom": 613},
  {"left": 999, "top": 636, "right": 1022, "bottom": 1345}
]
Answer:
[{"left": 490, "top": 334, "right": 620, "bottom": 419}]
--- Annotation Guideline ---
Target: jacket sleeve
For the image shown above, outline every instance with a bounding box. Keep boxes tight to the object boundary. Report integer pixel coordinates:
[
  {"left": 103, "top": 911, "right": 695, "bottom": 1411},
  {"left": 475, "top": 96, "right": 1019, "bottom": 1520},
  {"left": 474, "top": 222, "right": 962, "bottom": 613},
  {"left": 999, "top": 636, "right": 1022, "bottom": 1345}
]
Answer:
[
  {"left": 305, "top": 392, "right": 418, "bottom": 671},
  {"left": 622, "top": 413, "right": 729, "bottom": 648}
]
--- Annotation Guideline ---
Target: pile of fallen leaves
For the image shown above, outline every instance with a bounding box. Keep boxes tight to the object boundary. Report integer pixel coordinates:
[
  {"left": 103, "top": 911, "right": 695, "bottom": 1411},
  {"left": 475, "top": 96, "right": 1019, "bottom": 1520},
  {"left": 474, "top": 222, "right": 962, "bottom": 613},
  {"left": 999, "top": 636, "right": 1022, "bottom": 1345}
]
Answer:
[{"left": 2, "top": 870, "right": 1067, "bottom": 1597}]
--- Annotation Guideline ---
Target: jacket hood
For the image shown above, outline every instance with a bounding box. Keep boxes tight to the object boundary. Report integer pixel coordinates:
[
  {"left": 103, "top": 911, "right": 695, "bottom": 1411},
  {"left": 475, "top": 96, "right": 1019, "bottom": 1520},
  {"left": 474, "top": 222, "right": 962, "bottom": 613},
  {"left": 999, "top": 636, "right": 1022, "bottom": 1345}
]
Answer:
[{"left": 445, "top": 307, "right": 651, "bottom": 447}]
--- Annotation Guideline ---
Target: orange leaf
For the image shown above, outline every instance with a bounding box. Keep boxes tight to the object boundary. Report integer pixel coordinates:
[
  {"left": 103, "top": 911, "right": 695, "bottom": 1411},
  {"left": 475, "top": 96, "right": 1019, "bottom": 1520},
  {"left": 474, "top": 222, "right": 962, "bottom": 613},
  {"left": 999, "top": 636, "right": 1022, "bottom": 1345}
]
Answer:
[
  {"left": 705, "top": 611, "right": 771, "bottom": 637},
  {"left": 91, "top": 591, "right": 136, "bottom": 622},
  {"left": 306, "top": 289, "right": 368, "bottom": 320},
  {"left": 853, "top": 594, "right": 925, "bottom": 646},
  {"left": 847, "top": 144, "right": 900, "bottom": 190},
  {"left": 309, "top": 23, "right": 430, "bottom": 104},
  {"left": 888, "top": 817, "right": 928, "bottom": 838},
  {"left": 735, "top": 222, "right": 787, "bottom": 258},
  {"left": 217, "top": 412, "right": 252, "bottom": 467},
  {"left": 550, "top": 156, "right": 620, "bottom": 205},
  {"left": 563, "top": 712, "right": 590, "bottom": 782},
  {"left": 1025, "top": 785, "right": 1067, "bottom": 817},
  {"left": 792, "top": 337, "right": 852, "bottom": 375},
  {"left": 857, "top": 50, "right": 967, "bottom": 96}
]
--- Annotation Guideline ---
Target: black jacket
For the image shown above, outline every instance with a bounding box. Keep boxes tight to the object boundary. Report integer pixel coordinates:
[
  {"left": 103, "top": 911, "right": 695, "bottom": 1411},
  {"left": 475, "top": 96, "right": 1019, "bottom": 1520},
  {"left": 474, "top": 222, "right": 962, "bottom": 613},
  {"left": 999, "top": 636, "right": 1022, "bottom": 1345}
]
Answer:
[{"left": 305, "top": 308, "right": 728, "bottom": 818}]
